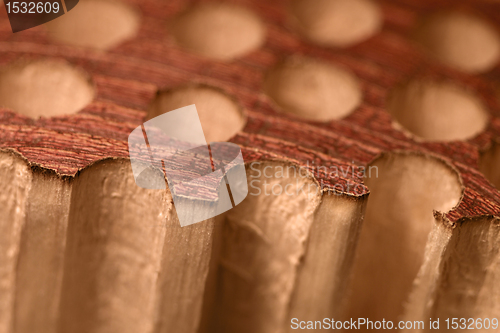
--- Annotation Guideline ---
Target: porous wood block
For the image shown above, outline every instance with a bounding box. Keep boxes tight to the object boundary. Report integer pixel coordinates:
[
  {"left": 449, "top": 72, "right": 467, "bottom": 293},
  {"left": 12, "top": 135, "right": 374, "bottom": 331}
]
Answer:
[{"left": 0, "top": 0, "right": 500, "bottom": 332}]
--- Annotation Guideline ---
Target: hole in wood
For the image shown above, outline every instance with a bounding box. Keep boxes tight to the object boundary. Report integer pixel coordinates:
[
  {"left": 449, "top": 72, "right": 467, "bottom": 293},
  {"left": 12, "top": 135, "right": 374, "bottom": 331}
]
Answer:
[
  {"left": 287, "top": 194, "right": 367, "bottom": 325},
  {"left": 200, "top": 161, "right": 322, "bottom": 333},
  {"left": 46, "top": 0, "right": 140, "bottom": 50},
  {"left": 171, "top": 3, "right": 265, "bottom": 60},
  {"left": 148, "top": 85, "right": 246, "bottom": 142},
  {"left": 12, "top": 167, "right": 70, "bottom": 333},
  {"left": 414, "top": 11, "right": 500, "bottom": 73},
  {"left": 428, "top": 217, "right": 500, "bottom": 321},
  {"left": 289, "top": 0, "right": 382, "bottom": 47},
  {"left": 57, "top": 159, "right": 214, "bottom": 333},
  {"left": 387, "top": 79, "right": 488, "bottom": 141},
  {"left": 0, "top": 151, "right": 32, "bottom": 333},
  {"left": 263, "top": 56, "right": 362, "bottom": 122},
  {"left": 344, "top": 152, "right": 462, "bottom": 323},
  {"left": 0, "top": 60, "right": 94, "bottom": 119}
]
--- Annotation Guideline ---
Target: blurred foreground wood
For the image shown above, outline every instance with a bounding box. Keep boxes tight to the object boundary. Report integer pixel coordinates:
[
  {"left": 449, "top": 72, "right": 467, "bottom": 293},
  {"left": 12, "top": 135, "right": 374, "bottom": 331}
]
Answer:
[{"left": 1, "top": 0, "right": 500, "bottom": 332}]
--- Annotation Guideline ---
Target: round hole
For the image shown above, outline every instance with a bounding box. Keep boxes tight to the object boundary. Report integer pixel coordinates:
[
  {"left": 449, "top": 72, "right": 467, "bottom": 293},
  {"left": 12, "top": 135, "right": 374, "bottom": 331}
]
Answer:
[
  {"left": 171, "top": 3, "right": 265, "bottom": 60},
  {"left": 0, "top": 60, "right": 95, "bottom": 119},
  {"left": 263, "top": 56, "right": 362, "bottom": 121},
  {"left": 415, "top": 11, "right": 500, "bottom": 73},
  {"left": 289, "top": 0, "right": 382, "bottom": 47},
  {"left": 147, "top": 86, "right": 245, "bottom": 142},
  {"left": 346, "top": 152, "right": 462, "bottom": 323},
  {"left": 388, "top": 79, "right": 488, "bottom": 141},
  {"left": 46, "top": 0, "right": 140, "bottom": 50}
]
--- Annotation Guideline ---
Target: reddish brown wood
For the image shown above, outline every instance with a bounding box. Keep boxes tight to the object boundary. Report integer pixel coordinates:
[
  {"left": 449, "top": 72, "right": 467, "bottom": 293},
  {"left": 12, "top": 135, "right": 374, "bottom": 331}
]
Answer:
[{"left": 0, "top": 0, "right": 500, "bottom": 227}]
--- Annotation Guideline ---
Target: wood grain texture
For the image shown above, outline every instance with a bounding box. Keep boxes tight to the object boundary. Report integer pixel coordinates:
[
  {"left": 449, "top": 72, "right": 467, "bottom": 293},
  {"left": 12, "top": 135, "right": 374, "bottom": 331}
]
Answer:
[
  {"left": 1, "top": 0, "right": 500, "bottom": 332},
  {"left": 0, "top": 0, "right": 500, "bottom": 224}
]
